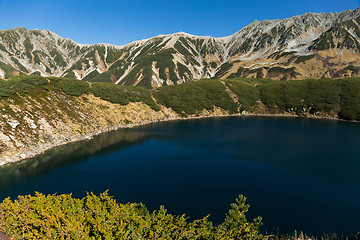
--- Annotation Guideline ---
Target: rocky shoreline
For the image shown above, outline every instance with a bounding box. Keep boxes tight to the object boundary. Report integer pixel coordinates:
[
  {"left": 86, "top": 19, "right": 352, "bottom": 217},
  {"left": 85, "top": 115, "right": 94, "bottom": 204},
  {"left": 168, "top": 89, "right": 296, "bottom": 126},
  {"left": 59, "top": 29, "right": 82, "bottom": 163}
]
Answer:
[
  {"left": 1, "top": 90, "right": 242, "bottom": 166},
  {"left": 1, "top": 107, "right": 347, "bottom": 167},
  {"left": 0, "top": 109, "right": 229, "bottom": 166},
  {"left": 0, "top": 93, "right": 174, "bottom": 166}
]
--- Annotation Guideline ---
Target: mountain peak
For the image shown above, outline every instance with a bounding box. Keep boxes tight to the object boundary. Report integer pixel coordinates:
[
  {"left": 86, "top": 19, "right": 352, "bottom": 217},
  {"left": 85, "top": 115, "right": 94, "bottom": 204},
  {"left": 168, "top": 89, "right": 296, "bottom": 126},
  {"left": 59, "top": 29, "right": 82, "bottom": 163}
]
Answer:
[
  {"left": 14, "top": 26, "right": 27, "bottom": 31},
  {"left": 173, "top": 31, "right": 193, "bottom": 36},
  {"left": 0, "top": 7, "right": 360, "bottom": 87}
]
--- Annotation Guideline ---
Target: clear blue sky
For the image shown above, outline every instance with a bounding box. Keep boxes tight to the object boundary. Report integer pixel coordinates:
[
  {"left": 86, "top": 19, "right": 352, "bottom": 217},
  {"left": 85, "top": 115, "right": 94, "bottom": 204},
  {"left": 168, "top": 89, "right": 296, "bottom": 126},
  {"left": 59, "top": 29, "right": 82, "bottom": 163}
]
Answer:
[{"left": 0, "top": 0, "right": 359, "bottom": 46}]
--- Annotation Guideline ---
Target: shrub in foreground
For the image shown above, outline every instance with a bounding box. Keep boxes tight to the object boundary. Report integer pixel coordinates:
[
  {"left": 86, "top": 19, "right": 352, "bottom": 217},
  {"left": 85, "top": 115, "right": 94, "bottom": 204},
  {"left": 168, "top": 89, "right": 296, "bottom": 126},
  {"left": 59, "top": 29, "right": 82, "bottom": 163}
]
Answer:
[{"left": 0, "top": 192, "right": 266, "bottom": 240}]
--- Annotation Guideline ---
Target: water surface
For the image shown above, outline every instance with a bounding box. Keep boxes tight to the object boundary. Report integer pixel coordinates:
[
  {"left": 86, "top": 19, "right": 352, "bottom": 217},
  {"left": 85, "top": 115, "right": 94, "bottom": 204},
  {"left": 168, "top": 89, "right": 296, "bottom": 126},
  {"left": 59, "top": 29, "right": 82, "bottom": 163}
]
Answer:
[{"left": 0, "top": 116, "right": 359, "bottom": 236}]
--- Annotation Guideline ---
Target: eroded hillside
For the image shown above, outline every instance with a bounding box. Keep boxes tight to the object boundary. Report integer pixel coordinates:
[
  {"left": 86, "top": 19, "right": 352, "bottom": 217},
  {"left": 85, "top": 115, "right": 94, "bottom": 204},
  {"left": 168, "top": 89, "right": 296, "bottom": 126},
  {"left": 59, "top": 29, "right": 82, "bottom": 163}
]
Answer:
[{"left": 1, "top": 8, "right": 360, "bottom": 88}]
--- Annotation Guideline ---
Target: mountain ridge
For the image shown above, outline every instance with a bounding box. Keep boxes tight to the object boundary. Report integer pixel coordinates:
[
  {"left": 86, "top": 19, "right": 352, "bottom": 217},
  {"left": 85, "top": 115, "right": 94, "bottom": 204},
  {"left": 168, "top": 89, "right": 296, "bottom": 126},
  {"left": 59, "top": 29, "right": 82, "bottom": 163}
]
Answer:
[{"left": 1, "top": 7, "right": 360, "bottom": 88}]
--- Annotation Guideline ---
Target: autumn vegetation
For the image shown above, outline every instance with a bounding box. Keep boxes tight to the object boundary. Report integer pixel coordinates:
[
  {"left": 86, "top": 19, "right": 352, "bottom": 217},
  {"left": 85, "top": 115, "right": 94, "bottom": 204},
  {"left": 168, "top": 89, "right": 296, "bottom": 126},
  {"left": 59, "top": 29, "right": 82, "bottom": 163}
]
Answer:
[{"left": 0, "top": 192, "right": 266, "bottom": 239}]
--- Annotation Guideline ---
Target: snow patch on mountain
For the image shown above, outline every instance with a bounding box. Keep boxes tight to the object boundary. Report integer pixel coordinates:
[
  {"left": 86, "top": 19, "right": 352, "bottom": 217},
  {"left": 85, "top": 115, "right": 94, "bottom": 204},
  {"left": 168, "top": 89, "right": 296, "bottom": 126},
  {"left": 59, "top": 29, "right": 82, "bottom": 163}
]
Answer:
[
  {"left": 0, "top": 69, "right": 5, "bottom": 79},
  {"left": 151, "top": 61, "right": 163, "bottom": 88},
  {"left": 115, "top": 62, "right": 135, "bottom": 84},
  {"left": 1, "top": 7, "right": 360, "bottom": 86}
]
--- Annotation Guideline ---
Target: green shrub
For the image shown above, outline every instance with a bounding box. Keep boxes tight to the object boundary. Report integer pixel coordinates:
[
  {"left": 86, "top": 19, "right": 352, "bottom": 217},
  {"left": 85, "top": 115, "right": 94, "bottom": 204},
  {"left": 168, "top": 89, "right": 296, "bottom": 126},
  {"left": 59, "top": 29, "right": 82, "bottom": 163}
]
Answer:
[
  {"left": 10, "top": 75, "right": 48, "bottom": 86},
  {"left": 259, "top": 80, "right": 306, "bottom": 113},
  {"left": 302, "top": 79, "right": 340, "bottom": 113},
  {"left": 82, "top": 70, "right": 100, "bottom": 82},
  {"left": 63, "top": 71, "right": 76, "bottom": 79},
  {"left": 259, "top": 82, "right": 285, "bottom": 111},
  {"left": 225, "top": 79, "right": 260, "bottom": 111},
  {"left": 215, "top": 62, "right": 234, "bottom": 78},
  {"left": 194, "top": 79, "right": 238, "bottom": 113},
  {"left": 155, "top": 82, "right": 213, "bottom": 116},
  {"left": 338, "top": 78, "right": 360, "bottom": 120},
  {"left": 295, "top": 54, "right": 316, "bottom": 64},
  {"left": 267, "top": 67, "right": 298, "bottom": 79},
  {"left": 54, "top": 78, "right": 90, "bottom": 96},
  {"left": 31, "top": 71, "right": 42, "bottom": 76},
  {"left": 7, "top": 75, "right": 50, "bottom": 94},
  {"left": 11, "top": 57, "right": 28, "bottom": 73},
  {"left": 0, "top": 61, "right": 17, "bottom": 79},
  {"left": 210, "top": 62, "right": 217, "bottom": 68},
  {"left": 257, "top": 78, "right": 342, "bottom": 114},
  {"left": 91, "top": 82, "right": 160, "bottom": 111},
  {"left": 155, "top": 79, "right": 238, "bottom": 116},
  {"left": 0, "top": 192, "right": 267, "bottom": 240},
  {"left": 0, "top": 80, "right": 15, "bottom": 97}
]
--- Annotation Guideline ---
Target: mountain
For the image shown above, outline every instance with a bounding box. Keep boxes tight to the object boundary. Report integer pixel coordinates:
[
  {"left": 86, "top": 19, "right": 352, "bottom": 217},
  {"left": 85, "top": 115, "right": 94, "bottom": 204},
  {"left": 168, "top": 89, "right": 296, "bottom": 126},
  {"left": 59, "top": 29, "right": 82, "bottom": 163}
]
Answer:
[{"left": 1, "top": 7, "right": 360, "bottom": 88}]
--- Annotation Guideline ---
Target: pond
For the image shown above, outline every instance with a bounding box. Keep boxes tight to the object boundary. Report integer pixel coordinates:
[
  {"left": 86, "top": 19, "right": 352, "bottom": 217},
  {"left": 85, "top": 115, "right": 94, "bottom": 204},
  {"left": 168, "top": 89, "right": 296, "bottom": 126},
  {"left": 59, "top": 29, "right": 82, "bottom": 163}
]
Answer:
[{"left": 0, "top": 116, "right": 359, "bottom": 236}]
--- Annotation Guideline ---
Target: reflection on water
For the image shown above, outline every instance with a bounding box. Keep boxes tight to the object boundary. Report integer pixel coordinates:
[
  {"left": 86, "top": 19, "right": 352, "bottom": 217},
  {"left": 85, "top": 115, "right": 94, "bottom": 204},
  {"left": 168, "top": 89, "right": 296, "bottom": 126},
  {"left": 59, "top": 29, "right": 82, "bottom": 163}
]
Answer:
[
  {"left": 0, "top": 129, "right": 151, "bottom": 188},
  {"left": 0, "top": 116, "right": 359, "bottom": 236},
  {"left": 136, "top": 116, "right": 360, "bottom": 187}
]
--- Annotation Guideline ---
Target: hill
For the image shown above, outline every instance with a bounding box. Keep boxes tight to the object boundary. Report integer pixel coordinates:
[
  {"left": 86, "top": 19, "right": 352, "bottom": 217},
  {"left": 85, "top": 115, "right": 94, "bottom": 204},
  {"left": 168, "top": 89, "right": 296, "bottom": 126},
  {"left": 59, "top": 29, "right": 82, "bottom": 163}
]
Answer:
[{"left": 1, "top": 75, "right": 360, "bottom": 165}]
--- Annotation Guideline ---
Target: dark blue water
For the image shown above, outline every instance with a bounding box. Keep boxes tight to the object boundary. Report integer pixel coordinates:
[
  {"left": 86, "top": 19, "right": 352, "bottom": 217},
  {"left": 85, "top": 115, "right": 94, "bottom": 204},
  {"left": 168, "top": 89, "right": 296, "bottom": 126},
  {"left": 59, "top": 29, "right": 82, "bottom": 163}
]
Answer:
[{"left": 0, "top": 116, "right": 359, "bottom": 236}]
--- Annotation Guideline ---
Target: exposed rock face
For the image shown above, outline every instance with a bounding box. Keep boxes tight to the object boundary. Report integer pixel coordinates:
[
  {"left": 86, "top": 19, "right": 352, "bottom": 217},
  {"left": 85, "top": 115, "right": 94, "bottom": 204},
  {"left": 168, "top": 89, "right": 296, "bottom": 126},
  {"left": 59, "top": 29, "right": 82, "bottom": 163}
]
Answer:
[
  {"left": 1, "top": 8, "right": 360, "bottom": 87},
  {"left": 0, "top": 91, "right": 177, "bottom": 165}
]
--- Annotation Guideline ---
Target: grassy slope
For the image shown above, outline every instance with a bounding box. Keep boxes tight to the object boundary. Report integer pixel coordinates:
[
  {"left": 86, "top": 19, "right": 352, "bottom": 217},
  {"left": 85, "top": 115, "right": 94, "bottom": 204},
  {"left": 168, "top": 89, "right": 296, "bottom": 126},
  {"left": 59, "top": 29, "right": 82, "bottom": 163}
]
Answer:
[
  {"left": 0, "top": 76, "right": 159, "bottom": 110},
  {"left": 155, "top": 77, "right": 360, "bottom": 121},
  {"left": 0, "top": 76, "right": 166, "bottom": 158},
  {"left": 1, "top": 75, "right": 360, "bottom": 121}
]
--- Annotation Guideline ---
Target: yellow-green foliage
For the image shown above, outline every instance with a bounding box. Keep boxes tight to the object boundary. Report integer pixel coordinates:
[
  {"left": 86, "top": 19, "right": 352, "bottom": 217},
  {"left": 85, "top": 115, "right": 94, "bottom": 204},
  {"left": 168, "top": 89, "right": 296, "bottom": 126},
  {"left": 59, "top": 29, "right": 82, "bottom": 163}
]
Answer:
[
  {"left": 0, "top": 192, "right": 266, "bottom": 240},
  {"left": 0, "top": 76, "right": 160, "bottom": 111}
]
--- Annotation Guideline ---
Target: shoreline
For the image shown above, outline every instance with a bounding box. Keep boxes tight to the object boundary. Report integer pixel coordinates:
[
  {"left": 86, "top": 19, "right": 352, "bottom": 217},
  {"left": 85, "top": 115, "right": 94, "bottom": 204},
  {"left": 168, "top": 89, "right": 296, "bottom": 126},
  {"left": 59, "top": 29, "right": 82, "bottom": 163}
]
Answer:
[
  {"left": 1, "top": 111, "right": 354, "bottom": 167},
  {"left": 1, "top": 112, "right": 359, "bottom": 240}
]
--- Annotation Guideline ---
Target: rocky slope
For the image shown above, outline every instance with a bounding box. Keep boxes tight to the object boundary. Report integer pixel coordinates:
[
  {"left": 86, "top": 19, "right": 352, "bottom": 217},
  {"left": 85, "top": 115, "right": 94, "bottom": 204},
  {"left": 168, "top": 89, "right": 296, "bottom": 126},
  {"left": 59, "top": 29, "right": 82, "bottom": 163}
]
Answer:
[
  {"left": 0, "top": 8, "right": 360, "bottom": 88},
  {"left": 0, "top": 76, "right": 234, "bottom": 165},
  {"left": 0, "top": 89, "right": 178, "bottom": 165}
]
